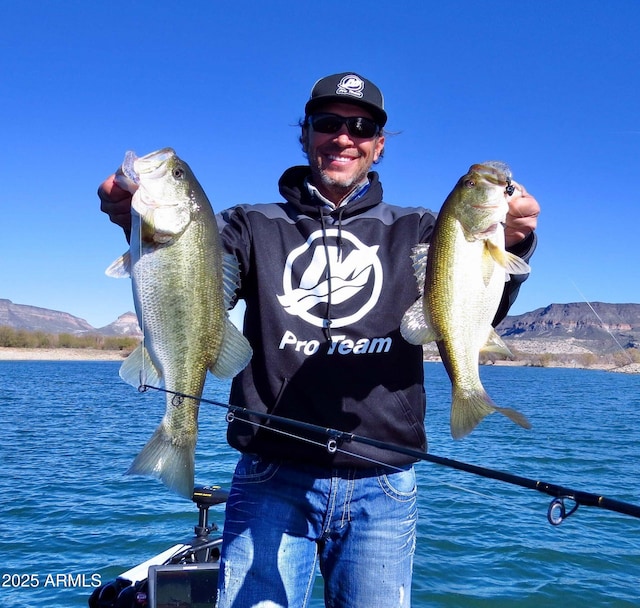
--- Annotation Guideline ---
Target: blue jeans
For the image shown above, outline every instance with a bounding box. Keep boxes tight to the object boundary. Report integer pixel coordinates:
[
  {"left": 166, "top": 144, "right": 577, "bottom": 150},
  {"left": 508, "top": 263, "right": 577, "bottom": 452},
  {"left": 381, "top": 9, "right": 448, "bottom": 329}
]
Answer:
[{"left": 216, "top": 455, "right": 417, "bottom": 608}]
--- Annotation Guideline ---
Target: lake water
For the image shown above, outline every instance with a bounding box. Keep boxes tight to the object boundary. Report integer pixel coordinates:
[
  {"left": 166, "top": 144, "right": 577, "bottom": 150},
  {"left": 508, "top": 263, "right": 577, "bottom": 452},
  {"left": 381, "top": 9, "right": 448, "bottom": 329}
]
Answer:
[{"left": 0, "top": 361, "right": 639, "bottom": 607}]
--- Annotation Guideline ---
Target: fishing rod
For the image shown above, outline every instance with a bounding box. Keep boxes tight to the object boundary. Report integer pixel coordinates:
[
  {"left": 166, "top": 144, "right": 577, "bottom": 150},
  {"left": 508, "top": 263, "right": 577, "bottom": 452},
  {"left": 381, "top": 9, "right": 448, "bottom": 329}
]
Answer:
[{"left": 139, "top": 384, "right": 640, "bottom": 526}]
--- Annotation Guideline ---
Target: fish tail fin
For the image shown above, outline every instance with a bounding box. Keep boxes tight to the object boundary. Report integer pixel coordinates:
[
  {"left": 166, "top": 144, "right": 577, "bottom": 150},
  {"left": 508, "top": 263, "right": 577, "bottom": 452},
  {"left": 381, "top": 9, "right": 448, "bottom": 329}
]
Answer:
[
  {"left": 494, "top": 406, "right": 532, "bottom": 432},
  {"left": 451, "top": 388, "right": 531, "bottom": 439},
  {"left": 450, "top": 389, "right": 496, "bottom": 439},
  {"left": 126, "top": 422, "right": 195, "bottom": 498}
]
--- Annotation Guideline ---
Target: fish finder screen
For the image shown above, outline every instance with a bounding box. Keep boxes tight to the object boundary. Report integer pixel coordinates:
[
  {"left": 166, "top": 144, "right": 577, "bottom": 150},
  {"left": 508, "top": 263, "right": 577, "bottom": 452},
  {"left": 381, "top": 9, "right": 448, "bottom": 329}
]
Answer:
[{"left": 147, "top": 563, "right": 219, "bottom": 608}]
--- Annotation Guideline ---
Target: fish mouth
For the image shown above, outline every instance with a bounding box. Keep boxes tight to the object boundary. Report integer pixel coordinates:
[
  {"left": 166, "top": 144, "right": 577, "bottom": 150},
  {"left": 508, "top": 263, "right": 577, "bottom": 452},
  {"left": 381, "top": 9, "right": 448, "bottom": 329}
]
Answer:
[
  {"left": 134, "top": 147, "right": 177, "bottom": 175},
  {"left": 120, "top": 148, "right": 182, "bottom": 212},
  {"left": 469, "top": 161, "right": 512, "bottom": 187},
  {"left": 470, "top": 203, "right": 503, "bottom": 211},
  {"left": 120, "top": 148, "right": 177, "bottom": 186}
]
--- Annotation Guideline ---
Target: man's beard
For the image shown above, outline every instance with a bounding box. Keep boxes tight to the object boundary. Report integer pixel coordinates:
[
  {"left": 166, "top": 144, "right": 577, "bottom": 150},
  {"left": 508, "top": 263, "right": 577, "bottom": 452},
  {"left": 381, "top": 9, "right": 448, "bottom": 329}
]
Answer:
[{"left": 319, "top": 171, "right": 361, "bottom": 192}]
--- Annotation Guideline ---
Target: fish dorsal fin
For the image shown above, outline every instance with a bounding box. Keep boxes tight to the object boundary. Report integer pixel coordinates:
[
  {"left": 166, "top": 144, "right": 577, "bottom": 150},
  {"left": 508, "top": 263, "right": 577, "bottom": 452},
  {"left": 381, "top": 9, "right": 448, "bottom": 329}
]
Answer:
[
  {"left": 400, "top": 299, "right": 439, "bottom": 345},
  {"left": 222, "top": 253, "right": 242, "bottom": 310},
  {"left": 119, "top": 342, "right": 163, "bottom": 388},
  {"left": 210, "top": 318, "right": 253, "bottom": 379},
  {"left": 105, "top": 251, "right": 131, "bottom": 278},
  {"left": 409, "top": 243, "right": 429, "bottom": 293},
  {"left": 400, "top": 243, "right": 438, "bottom": 345},
  {"left": 485, "top": 239, "right": 531, "bottom": 275}
]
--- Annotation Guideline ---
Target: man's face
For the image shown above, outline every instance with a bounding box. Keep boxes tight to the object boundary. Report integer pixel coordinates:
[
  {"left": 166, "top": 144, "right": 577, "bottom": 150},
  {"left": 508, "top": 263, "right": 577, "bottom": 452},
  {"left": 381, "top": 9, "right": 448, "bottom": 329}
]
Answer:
[{"left": 303, "top": 102, "right": 385, "bottom": 204}]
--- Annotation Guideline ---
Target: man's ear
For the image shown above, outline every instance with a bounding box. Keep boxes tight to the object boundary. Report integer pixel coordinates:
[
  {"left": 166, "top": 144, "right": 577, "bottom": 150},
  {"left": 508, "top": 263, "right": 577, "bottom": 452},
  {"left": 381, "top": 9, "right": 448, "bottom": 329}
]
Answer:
[
  {"left": 300, "top": 125, "right": 310, "bottom": 155},
  {"left": 373, "top": 134, "right": 385, "bottom": 163}
]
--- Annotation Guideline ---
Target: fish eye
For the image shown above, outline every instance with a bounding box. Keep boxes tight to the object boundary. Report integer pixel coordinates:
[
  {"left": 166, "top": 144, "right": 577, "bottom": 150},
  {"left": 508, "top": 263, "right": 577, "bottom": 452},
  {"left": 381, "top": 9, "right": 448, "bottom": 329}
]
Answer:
[
  {"left": 464, "top": 179, "right": 476, "bottom": 188},
  {"left": 172, "top": 167, "right": 185, "bottom": 179}
]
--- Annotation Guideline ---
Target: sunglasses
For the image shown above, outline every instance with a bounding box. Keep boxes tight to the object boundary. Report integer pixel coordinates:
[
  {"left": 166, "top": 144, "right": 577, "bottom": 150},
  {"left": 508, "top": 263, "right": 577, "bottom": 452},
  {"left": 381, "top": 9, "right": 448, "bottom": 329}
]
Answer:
[{"left": 308, "top": 113, "right": 381, "bottom": 139}]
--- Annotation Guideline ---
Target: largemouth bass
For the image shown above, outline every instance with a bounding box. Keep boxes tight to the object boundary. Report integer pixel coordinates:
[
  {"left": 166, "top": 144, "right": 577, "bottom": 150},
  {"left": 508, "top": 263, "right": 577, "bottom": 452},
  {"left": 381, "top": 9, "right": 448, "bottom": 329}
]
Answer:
[
  {"left": 401, "top": 162, "right": 531, "bottom": 439},
  {"left": 106, "top": 148, "right": 252, "bottom": 497}
]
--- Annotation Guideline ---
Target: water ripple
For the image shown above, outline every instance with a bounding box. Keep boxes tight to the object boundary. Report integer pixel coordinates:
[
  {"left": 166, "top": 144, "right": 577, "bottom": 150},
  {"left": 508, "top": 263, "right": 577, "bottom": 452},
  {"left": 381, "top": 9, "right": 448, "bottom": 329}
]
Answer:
[{"left": 1, "top": 361, "right": 639, "bottom": 607}]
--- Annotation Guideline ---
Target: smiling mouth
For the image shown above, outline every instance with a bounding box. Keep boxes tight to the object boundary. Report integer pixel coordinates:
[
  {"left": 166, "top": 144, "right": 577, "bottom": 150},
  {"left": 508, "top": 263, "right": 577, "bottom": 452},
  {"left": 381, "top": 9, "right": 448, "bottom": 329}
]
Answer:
[{"left": 326, "top": 154, "right": 359, "bottom": 164}]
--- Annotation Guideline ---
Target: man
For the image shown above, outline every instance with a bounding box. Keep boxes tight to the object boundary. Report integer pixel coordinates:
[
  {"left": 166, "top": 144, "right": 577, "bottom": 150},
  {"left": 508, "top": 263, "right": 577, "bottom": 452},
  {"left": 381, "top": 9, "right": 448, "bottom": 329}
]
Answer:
[{"left": 99, "top": 72, "right": 539, "bottom": 607}]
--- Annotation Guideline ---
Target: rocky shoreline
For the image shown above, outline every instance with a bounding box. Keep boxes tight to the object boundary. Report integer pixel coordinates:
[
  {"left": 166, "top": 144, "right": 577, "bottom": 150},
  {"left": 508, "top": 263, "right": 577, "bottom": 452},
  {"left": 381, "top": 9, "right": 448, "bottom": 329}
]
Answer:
[
  {"left": 421, "top": 339, "right": 640, "bottom": 374},
  {"left": 0, "top": 347, "right": 128, "bottom": 361},
  {"left": 1, "top": 344, "right": 638, "bottom": 374}
]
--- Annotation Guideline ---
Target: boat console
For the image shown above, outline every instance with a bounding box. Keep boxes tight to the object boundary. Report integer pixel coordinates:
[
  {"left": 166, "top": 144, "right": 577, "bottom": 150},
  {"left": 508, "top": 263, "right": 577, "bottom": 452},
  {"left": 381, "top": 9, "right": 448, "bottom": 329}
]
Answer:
[{"left": 88, "top": 485, "right": 228, "bottom": 608}]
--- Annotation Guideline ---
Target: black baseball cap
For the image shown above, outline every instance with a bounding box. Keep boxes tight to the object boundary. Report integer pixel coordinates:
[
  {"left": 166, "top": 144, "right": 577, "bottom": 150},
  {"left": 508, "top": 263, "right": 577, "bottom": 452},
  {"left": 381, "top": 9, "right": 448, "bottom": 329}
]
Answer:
[{"left": 305, "top": 72, "right": 387, "bottom": 128}]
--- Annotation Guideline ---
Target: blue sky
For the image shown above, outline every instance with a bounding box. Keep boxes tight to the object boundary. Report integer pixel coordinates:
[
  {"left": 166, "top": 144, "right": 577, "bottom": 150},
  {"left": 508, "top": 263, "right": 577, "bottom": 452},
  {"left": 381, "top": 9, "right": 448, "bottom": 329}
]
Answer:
[{"left": 2, "top": 0, "right": 638, "bottom": 328}]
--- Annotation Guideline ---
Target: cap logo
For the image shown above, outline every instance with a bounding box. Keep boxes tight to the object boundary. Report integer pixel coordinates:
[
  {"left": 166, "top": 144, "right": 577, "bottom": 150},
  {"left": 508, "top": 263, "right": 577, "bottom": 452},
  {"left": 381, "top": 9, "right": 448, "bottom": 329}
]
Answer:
[{"left": 336, "top": 74, "right": 364, "bottom": 99}]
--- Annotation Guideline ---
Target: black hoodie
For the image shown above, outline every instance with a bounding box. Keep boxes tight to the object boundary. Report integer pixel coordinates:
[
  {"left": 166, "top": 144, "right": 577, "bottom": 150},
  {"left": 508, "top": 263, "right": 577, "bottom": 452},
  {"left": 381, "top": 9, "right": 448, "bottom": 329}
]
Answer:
[{"left": 217, "top": 166, "right": 535, "bottom": 468}]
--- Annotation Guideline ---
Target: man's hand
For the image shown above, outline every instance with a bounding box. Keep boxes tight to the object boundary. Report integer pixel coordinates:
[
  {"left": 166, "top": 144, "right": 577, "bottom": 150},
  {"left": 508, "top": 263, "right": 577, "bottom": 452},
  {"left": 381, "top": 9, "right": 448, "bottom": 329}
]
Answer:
[
  {"left": 505, "top": 181, "right": 540, "bottom": 247},
  {"left": 98, "top": 174, "right": 133, "bottom": 241}
]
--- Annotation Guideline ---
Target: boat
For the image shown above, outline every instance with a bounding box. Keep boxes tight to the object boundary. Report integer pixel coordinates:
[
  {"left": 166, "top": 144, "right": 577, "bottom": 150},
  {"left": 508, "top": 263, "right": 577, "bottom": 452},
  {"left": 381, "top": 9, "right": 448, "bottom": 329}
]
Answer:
[{"left": 88, "top": 485, "right": 228, "bottom": 608}]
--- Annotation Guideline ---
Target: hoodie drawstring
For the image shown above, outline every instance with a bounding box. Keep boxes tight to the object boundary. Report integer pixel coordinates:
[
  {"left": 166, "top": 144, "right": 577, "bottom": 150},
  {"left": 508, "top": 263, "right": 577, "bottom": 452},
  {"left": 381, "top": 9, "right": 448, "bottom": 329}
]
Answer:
[
  {"left": 319, "top": 205, "right": 348, "bottom": 342},
  {"left": 319, "top": 210, "right": 334, "bottom": 342}
]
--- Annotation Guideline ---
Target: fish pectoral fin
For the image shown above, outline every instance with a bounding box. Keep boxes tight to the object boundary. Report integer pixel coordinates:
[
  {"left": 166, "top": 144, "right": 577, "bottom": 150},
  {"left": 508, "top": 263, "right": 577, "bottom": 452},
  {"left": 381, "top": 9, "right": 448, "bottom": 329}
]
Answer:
[
  {"left": 105, "top": 251, "right": 131, "bottom": 278},
  {"left": 209, "top": 318, "right": 253, "bottom": 379},
  {"left": 119, "top": 343, "right": 163, "bottom": 388},
  {"left": 400, "top": 299, "right": 438, "bottom": 345},
  {"left": 480, "top": 328, "right": 513, "bottom": 358},
  {"left": 485, "top": 240, "right": 531, "bottom": 275},
  {"left": 503, "top": 250, "right": 531, "bottom": 275}
]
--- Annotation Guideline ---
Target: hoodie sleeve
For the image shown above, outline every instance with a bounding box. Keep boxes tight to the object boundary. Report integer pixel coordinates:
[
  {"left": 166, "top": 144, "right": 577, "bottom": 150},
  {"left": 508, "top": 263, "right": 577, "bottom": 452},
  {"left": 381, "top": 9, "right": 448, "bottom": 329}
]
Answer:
[{"left": 492, "top": 231, "right": 538, "bottom": 326}]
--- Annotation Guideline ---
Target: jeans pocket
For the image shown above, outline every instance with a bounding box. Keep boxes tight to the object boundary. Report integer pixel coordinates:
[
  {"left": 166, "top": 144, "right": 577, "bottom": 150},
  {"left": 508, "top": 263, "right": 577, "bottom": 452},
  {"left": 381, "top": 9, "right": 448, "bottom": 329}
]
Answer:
[
  {"left": 378, "top": 466, "right": 417, "bottom": 501},
  {"left": 233, "top": 454, "right": 280, "bottom": 484}
]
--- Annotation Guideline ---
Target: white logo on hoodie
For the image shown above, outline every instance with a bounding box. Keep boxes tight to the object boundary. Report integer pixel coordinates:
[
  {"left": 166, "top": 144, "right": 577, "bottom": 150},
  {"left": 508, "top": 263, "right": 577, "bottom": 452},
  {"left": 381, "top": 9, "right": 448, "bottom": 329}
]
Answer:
[{"left": 277, "top": 229, "right": 382, "bottom": 328}]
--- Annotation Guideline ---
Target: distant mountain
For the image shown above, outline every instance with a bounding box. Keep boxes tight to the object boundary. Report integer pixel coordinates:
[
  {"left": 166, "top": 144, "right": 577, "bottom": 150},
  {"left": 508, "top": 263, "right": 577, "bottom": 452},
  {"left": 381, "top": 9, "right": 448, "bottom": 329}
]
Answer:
[
  {"left": 0, "top": 299, "right": 141, "bottom": 338},
  {"left": 498, "top": 302, "right": 640, "bottom": 353},
  {"left": 0, "top": 298, "right": 95, "bottom": 334},
  {"left": 96, "top": 312, "right": 142, "bottom": 337},
  {"left": 1, "top": 298, "right": 639, "bottom": 356}
]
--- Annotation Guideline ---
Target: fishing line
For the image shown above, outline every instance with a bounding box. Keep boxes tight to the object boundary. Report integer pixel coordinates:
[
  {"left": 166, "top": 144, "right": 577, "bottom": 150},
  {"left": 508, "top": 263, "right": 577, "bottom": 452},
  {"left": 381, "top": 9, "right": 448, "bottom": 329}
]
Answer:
[
  {"left": 138, "top": 384, "right": 640, "bottom": 526},
  {"left": 134, "top": 195, "right": 148, "bottom": 388},
  {"left": 440, "top": 481, "right": 562, "bottom": 523},
  {"left": 440, "top": 482, "right": 501, "bottom": 502},
  {"left": 571, "top": 280, "right": 633, "bottom": 364},
  {"left": 225, "top": 410, "right": 407, "bottom": 473}
]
